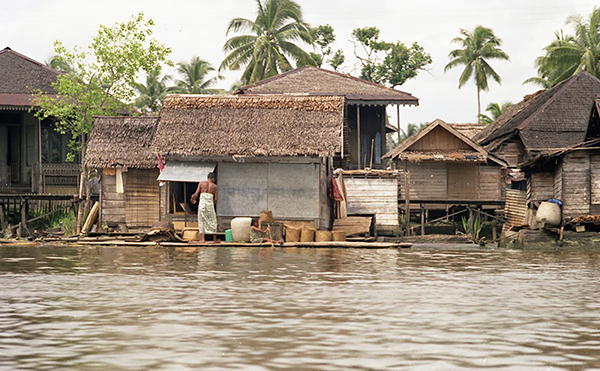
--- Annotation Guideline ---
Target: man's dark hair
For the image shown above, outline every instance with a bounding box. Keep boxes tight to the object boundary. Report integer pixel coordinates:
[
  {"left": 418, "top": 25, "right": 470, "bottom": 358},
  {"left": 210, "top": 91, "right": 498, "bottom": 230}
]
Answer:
[{"left": 207, "top": 172, "right": 216, "bottom": 179}]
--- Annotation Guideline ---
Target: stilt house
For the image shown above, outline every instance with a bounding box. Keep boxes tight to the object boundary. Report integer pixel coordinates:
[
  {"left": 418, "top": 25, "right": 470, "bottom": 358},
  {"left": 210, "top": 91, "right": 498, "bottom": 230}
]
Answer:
[
  {"left": 0, "top": 47, "right": 78, "bottom": 194},
  {"left": 474, "top": 71, "right": 600, "bottom": 225},
  {"left": 152, "top": 94, "right": 344, "bottom": 230},
  {"left": 85, "top": 116, "right": 160, "bottom": 231},
  {"left": 384, "top": 119, "right": 505, "bottom": 210}
]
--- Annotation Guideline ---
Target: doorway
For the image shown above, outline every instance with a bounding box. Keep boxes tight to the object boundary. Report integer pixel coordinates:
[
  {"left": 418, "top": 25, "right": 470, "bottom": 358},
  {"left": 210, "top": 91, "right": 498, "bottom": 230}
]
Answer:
[{"left": 7, "top": 126, "right": 21, "bottom": 184}]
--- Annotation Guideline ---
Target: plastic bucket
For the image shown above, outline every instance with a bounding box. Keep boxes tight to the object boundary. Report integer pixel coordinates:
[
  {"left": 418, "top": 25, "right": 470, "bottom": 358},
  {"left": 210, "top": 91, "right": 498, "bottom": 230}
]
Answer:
[{"left": 225, "top": 229, "right": 234, "bottom": 242}]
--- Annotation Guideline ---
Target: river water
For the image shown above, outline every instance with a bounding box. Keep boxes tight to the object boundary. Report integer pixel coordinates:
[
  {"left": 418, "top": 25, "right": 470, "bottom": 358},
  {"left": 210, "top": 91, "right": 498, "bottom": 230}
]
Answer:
[{"left": 1, "top": 244, "right": 600, "bottom": 370}]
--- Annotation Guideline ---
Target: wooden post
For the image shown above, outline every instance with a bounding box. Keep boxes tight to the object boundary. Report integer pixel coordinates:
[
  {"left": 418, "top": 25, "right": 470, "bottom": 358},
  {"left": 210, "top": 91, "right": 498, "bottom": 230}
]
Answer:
[
  {"left": 357, "top": 105, "right": 361, "bottom": 169},
  {"left": 404, "top": 171, "right": 410, "bottom": 236},
  {"left": 420, "top": 203, "right": 425, "bottom": 236},
  {"left": 20, "top": 199, "right": 27, "bottom": 235},
  {"left": 0, "top": 204, "right": 4, "bottom": 235},
  {"left": 37, "top": 117, "right": 43, "bottom": 193},
  {"left": 468, "top": 207, "right": 474, "bottom": 233},
  {"left": 369, "top": 139, "right": 374, "bottom": 169},
  {"left": 492, "top": 220, "right": 497, "bottom": 241},
  {"left": 381, "top": 106, "right": 386, "bottom": 167}
]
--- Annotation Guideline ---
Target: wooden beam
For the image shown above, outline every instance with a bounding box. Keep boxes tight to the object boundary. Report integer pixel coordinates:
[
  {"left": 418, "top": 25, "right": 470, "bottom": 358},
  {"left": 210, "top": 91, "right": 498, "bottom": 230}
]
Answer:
[
  {"left": 404, "top": 171, "right": 410, "bottom": 236},
  {"left": 357, "top": 105, "right": 361, "bottom": 169}
]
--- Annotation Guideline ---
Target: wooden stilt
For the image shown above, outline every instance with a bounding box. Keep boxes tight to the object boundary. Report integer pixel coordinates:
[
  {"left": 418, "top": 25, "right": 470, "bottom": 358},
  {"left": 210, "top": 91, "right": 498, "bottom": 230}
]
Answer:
[
  {"left": 404, "top": 171, "right": 410, "bottom": 236},
  {"left": 420, "top": 203, "right": 425, "bottom": 236},
  {"left": 0, "top": 204, "right": 5, "bottom": 234}
]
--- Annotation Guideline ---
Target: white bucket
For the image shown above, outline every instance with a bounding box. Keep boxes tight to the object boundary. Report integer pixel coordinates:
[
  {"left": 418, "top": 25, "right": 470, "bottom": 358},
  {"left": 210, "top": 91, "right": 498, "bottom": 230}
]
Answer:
[{"left": 231, "top": 217, "right": 252, "bottom": 242}]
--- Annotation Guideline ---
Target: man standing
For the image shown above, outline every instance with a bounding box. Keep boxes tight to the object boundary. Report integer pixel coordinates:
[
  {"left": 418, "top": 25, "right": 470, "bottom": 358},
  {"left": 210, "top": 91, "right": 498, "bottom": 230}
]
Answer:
[{"left": 190, "top": 172, "right": 218, "bottom": 242}]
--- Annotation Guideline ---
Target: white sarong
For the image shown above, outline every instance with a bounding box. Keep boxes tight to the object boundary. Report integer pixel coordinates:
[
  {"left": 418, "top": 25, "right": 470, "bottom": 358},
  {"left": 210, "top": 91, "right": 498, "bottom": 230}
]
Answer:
[{"left": 197, "top": 193, "right": 217, "bottom": 234}]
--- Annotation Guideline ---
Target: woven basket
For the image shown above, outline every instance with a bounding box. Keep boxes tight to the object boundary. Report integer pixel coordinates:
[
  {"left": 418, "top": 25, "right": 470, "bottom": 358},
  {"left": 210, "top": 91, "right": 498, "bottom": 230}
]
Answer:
[
  {"left": 332, "top": 231, "right": 346, "bottom": 241},
  {"left": 285, "top": 227, "right": 301, "bottom": 242},
  {"left": 300, "top": 228, "right": 316, "bottom": 242},
  {"left": 315, "top": 230, "right": 332, "bottom": 242}
]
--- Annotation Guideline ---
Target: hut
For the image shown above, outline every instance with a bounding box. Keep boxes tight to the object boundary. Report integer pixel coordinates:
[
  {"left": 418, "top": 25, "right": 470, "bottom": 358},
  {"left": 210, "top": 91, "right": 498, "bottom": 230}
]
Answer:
[
  {"left": 235, "top": 65, "right": 419, "bottom": 169},
  {"left": 474, "top": 72, "right": 600, "bottom": 226},
  {"left": 85, "top": 116, "right": 160, "bottom": 231},
  {"left": 384, "top": 119, "right": 506, "bottom": 210},
  {"left": 0, "top": 47, "right": 78, "bottom": 194},
  {"left": 152, "top": 94, "right": 345, "bottom": 231}
]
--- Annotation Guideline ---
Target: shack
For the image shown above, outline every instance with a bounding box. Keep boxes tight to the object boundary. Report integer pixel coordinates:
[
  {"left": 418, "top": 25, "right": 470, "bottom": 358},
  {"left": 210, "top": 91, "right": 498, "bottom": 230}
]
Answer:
[
  {"left": 235, "top": 65, "right": 419, "bottom": 169},
  {"left": 474, "top": 71, "right": 600, "bottom": 226},
  {"left": 84, "top": 116, "right": 160, "bottom": 231},
  {"left": 385, "top": 119, "right": 505, "bottom": 209},
  {"left": 0, "top": 47, "right": 78, "bottom": 194},
  {"left": 152, "top": 94, "right": 344, "bottom": 231}
]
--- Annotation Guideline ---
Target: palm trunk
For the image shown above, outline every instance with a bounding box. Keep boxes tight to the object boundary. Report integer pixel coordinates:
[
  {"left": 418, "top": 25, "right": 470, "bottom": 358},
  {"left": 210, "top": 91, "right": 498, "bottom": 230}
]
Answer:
[{"left": 477, "top": 87, "right": 481, "bottom": 123}]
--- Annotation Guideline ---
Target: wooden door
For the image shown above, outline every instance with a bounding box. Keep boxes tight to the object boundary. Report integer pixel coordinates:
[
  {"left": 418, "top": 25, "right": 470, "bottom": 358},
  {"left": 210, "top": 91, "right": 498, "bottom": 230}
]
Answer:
[{"left": 125, "top": 169, "right": 160, "bottom": 228}]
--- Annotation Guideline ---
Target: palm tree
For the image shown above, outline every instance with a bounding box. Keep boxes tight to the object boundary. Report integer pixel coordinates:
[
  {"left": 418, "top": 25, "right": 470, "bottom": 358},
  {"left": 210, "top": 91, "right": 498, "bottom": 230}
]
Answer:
[
  {"left": 133, "top": 68, "right": 172, "bottom": 113},
  {"left": 220, "top": 0, "right": 316, "bottom": 84},
  {"left": 445, "top": 26, "right": 510, "bottom": 122},
  {"left": 172, "top": 57, "right": 222, "bottom": 94},
  {"left": 525, "top": 7, "right": 600, "bottom": 88},
  {"left": 45, "top": 55, "right": 73, "bottom": 73},
  {"left": 479, "top": 101, "right": 512, "bottom": 124}
]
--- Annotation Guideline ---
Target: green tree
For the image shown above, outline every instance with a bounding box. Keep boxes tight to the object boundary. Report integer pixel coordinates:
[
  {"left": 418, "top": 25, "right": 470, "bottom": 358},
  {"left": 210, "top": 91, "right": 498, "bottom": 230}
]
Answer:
[
  {"left": 220, "top": 0, "right": 316, "bottom": 84},
  {"left": 478, "top": 101, "right": 512, "bottom": 124},
  {"left": 33, "top": 13, "right": 172, "bottom": 231},
  {"left": 172, "top": 57, "right": 221, "bottom": 94},
  {"left": 133, "top": 67, "right": 172, "bottom": 113},
  {"left": 525, "top": 7, "right": 600, "bottom": 87},
  {"left": 444, "top": 26, "right": 510, "bottom": 122},
  {"left": 351, "top": 26, "right": 431, "bottom": 87},
  {"left": 45, "top": 55, "right": 73, "bottom": 73},
  {"left": 310, "top": 24, "right": 345, "bottom": 70}
]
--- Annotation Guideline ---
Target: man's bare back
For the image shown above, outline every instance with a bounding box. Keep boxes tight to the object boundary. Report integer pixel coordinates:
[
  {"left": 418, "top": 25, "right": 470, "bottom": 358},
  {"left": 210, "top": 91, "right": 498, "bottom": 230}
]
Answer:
[{"left": 191, "top": 179, "right": 218, "bottom": 205}]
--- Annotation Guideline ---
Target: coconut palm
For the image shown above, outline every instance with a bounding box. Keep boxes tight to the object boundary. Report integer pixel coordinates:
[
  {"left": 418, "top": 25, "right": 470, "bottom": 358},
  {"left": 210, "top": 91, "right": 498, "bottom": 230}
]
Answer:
[
  {"left": 172, "top": 57, "right": 221, "bottom": 94},
  {"left": 220, "top": 0, "right": 316, "bottom": 84},
  {"left": 478, "top": 101, "right": 512, "bottom": 124},
  {"left": 525, "top": 7, "right": 600, "bottom": 88},
  {"left": 445, "top": 26, "right": 510, "bottom": 122},
  {"left": 133, "top": 68, "right": 172, "bottom": 113},
  {"left": 45, "top": 55, "right": 73, "bottom": 73}
]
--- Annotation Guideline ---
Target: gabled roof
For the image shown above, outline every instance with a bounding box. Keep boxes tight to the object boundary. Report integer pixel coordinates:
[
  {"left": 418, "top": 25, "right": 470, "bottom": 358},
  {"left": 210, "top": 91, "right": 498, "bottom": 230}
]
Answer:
[
  {"left": 475, "top": 71, "right": 600, "bottom": 150},
  {"left": 235, "top": 65, "right": 419, "bottom": 105},
  {"left": 0, "top": 47, "right": 61, "bottom": 108},
  {"left": 152, "top": 94, "right": 344, "bottom": 158},
  {"left": 384, "top": 118, "right": 505, "bottom": 165},
  {"left": 448, "top": 123, "right": 487, "bottom": 139},
  {"left": 85, "top": 116, "right": 159, "bottom": 169}
]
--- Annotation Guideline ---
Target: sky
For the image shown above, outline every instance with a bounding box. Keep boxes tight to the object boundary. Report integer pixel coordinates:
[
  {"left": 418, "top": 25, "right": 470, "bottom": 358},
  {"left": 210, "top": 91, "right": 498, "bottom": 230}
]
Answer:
[{"left": 2, "top": 0, "right": 598, "bottom": 132}]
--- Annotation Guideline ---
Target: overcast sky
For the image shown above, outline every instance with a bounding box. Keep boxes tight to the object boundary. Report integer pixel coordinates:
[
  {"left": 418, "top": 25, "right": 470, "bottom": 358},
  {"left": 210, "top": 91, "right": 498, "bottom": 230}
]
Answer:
[{"left": 2, "top": 0, "right": 598, "bottom": 130}]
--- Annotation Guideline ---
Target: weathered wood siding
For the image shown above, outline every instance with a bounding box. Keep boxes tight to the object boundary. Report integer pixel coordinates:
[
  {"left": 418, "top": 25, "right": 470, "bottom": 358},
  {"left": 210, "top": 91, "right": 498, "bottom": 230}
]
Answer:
[
  {"left": 400, "top": 162, "right": 447, "bottom": 200},
  {"left": 494, "top": 139, "right": 524, "bottom": 167},
  {"left": 505, "top": 189, "right": 528, "bottom": 226},
  {"left": 590, "top": 155, "right": 600, "bottom": 206},
  {"left": 448, "top": 163, "right": 478, "bottom": 199},
  {"left": 407, "top": 126, "right": 472, "bottom": 151},
  {"left": 527, "top": 172, "right": 554, "bottom": 203},
  {"left": 478, "top": 165, "right": 502, "bottom": 200},
  {"left": 125, "top": 169, "right": 160, "bottom": 228},
  {"left": 553, "top": 161, "right": 563, "bottom": 200},
  {"left": 101, "top": 172, "right": 126, "bottom": 226},
  {"left": 562, "top": 153, "right": 590, "bottom": 217},
  {"left": 344, "top": 176, "right": 399, "bottom": 234}
]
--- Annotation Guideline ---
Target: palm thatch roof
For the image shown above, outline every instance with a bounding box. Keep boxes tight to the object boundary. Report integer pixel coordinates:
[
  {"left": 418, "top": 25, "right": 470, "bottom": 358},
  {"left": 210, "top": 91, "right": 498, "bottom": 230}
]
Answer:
[
  {"left": 85, "top": 116, "right": 159, "bottom": 169},
  {"left": 0, "top": 47, "right": 61, "bottom": 109},
  {"left": 235, "top": 66, "right": 418, "bottom": 105},
  {"left": 474, "top": 71, "right": 600, "bottom": 150},
  {"left": 152, "top": 94, "right": 344, "bottom": 158}
]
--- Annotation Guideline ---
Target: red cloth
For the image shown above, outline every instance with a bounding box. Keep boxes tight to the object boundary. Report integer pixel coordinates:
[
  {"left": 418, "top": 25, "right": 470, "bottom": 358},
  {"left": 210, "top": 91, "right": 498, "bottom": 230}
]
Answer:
[
  {"left": 331, "top": 177, "right": 344, "bottom": 201},
  {"left": 158, "top": 154, "right": 164, "bottom": 172}
]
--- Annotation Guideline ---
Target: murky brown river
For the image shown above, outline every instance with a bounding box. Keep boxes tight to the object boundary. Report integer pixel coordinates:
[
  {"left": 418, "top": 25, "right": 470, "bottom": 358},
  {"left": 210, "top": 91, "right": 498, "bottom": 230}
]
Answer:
[{"left": 1, "top": 244, "right": 600, "bottom": 370}]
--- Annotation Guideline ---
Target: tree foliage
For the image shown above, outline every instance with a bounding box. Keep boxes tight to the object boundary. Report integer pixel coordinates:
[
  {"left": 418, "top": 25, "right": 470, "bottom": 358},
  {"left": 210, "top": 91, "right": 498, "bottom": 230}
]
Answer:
[
  {"left": 220, "top": 0, "right": 316, "bottom": 84},
  {"left": 351, "top": 26, "right": 431, "bottom": 87},
  {"left": 444, "top": 25, "right": 509, "bottom": 122},
  {"left": 34, "top": 13, "right": 172, "bottom": 161},
  {"left": 525, "top": 7, "right": 600, "bottom": 88},
  {"left": 133, "top": 67, "right": 172, "bottom": 114},
  {"left": 310, "top": 24, "right": 345, "bottom": 71},
  {"left": 478, "top": 101, "right": 512, "bottom": 124},
  {"left": 173, "top": 57, "right": 222, "bottom": 94}
]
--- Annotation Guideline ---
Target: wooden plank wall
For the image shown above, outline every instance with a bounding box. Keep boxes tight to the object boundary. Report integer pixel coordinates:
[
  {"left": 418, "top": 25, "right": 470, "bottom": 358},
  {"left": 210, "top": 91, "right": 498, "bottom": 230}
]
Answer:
[
  {"left": 496, "top": 140, "right": 524, "bottom": 167},
  {"left": 553, "top": 161, "right": 563, "bottom": 201},
  {"left": 125, "top": 169, "right": 160, "bottom": 228},
  {"left": 562, "top": 153, "right": 590, "bottom": 217},
  {"left": 101, "top": 172, "right": 126, "bottom": 226},
  {"left": 505, "top": 189, "right": 528, "bottom": 226},
  {"left": 590, "top": 155, "right": 600, "bottom": 205},
  {"left": 344, "top": 176, "right": 399, "bottom": 233},
  {"left": 478, "top": 165, "right": 502, "bottom": 201},
  {"left": 400, "top": 162, "right": 447, "bottom": 200},
  {"left": 527, "top": 172, "right": 554, "bottom": 203},
  {"left": 448, "top": 163, "right": 478, "bottom": 199},
  {"left": 407, "top": 126, "right": 472, "bottom": 151}
]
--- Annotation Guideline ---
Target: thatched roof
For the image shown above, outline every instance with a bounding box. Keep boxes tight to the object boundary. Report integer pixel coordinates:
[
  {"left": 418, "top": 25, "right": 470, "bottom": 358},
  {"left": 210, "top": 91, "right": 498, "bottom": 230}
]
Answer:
[
  {"left": 0, "top": 47, "right": 61, "bottom": 108},
  {"left": 85, "top": 116, "right": 158, "bottom": 169},
  {"left": 153, "top": 94, "right": 344, "bottom": 157},
  {"left": 475, "top": 71, "right": 600, "bottom": 150},
  {"left": 235, "top": 66, "right": 418, "bottom": 105},
  {"left": 448, "top": 123, "right": 487, "bottom": 139}
]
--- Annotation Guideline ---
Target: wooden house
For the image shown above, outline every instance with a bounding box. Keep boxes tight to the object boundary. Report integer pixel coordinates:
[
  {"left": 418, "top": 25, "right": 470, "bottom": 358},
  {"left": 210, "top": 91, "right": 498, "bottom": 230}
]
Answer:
[
  {"left": 85, "top": 116, "right": 160, "bottom": 231},
  {"left": 151, "top": 94, "right": 345, "bottom": 230},
  {"left": 235, "top": 65, "right": 419, "bottom": 169},
  {"left": 521, "top": 97, "right": 600, "bottom": 220},
  {"left": 474, "top": 72, "right": 600, "bottom": 225},
  {"left": 0, "top": 47, "right": 78, "bottom": 194},
  {"left": 384, "top": 119, "right": 505, "bottom": 210}
]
